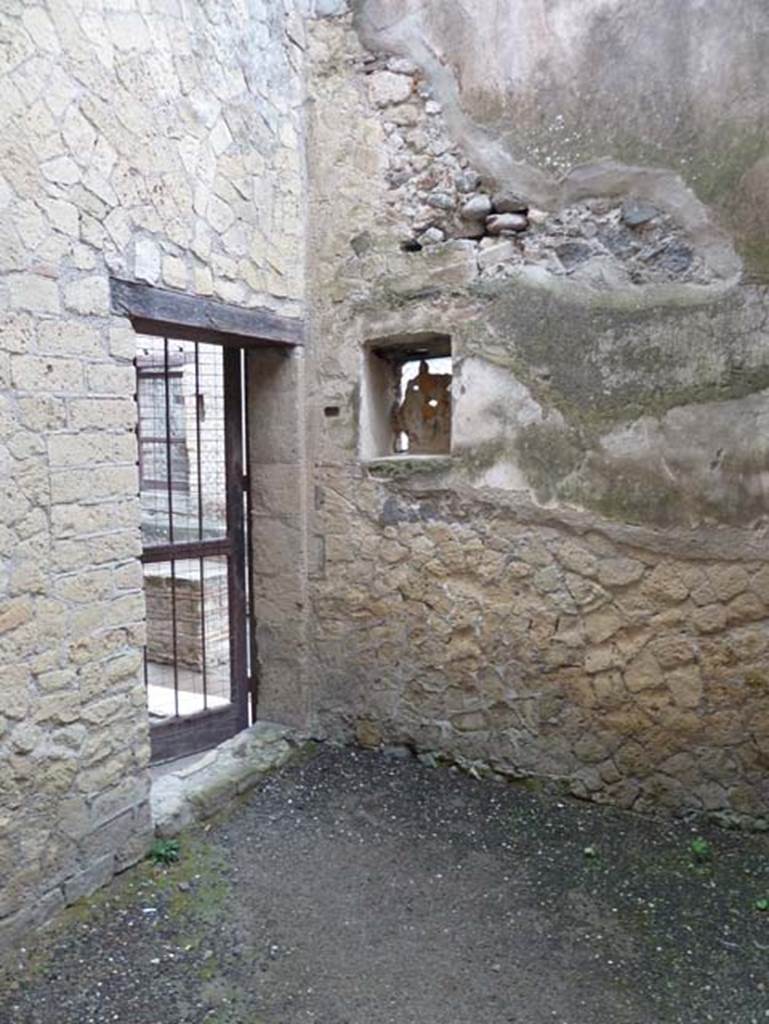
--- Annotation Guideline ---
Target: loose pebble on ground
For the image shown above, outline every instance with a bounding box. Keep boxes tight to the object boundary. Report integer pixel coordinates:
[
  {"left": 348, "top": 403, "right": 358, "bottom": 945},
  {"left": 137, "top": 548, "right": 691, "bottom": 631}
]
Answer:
[{"left": 1, "top": 747, "right": 768, "bottom": 1024}]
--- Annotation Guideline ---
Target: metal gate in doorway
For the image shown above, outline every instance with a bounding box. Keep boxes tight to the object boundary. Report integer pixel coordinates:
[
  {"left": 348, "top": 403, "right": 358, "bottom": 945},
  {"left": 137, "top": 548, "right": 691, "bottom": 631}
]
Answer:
[{"left": 135, "top": 335, "right": 251, "bottom": 763}]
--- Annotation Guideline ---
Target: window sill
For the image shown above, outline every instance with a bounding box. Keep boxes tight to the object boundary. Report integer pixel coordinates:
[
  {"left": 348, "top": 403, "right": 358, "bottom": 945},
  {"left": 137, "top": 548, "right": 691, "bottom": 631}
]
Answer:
[{"left": 364, "top": 454, "right": 453, "bottom": 477}]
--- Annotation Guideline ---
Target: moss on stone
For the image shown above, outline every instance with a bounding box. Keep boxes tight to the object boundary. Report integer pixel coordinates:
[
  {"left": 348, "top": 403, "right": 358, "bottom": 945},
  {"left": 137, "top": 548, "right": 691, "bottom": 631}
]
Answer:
[
  {"left": 739, "top": 239, "right": 769, "bottom": 281},
  {"left": 464, "top": 284, "right": 769, "bottom": 436},
  {"left": 455, "top": 438, "right": 512, "bottom": 478},
  {"left": 744, "top": 669, "right": 769, "bottom": 690},
  {"left": 562, "top": 468, "right": 682, "bottom": 527},
  {"left": 367, "top": 455, "right": 452, "bottom": 477},
  {"left": 514, "top": 422, "right": 583, "bottom": 502}
]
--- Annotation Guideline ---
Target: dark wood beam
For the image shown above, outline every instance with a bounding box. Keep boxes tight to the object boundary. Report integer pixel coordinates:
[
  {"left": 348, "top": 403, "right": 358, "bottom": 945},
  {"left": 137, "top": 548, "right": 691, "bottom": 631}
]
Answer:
[{"left": 110, "top": 278, "right": 304, "bottom": 348}]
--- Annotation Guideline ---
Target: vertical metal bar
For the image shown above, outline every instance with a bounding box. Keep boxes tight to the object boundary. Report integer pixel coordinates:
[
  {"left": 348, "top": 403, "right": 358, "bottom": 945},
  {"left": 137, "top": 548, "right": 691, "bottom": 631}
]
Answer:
[
  {"left": 242, "top": 350, "right": 259, "bottom": 724},
  {"left": 164, "top": 338, "right": 180, "bottom": 717},
  {"left": 136, "top": 364, "right": 150, "bottom": 699},
  {"left": 194, "top": 343, "right": 208, "bottom": 710},
  {"left": 224, "top": 346, "right": 248, "bottom": 731},
  {"left": 164, "top": 341, "right": 175, "bottom": 549}
]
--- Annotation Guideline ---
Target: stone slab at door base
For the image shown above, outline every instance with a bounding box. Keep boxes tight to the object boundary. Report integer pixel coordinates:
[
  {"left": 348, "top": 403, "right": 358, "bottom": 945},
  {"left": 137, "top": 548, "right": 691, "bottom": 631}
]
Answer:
[{"left": 151, "top": 722, "right": 311, "bottom": 836}]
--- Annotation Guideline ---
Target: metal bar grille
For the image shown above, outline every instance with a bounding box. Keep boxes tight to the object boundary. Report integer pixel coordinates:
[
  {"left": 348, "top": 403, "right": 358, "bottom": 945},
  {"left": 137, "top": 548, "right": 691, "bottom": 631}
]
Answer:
[
  {"left": 135, "top": 333, "right": 249, "bottom": 760},
  {"left": 223, "top": 347, "right": 248, "bottom": 730},
  {"left": 163, "top": 338, "right": 180, "bottom": 717},
  {"left": 194, "top": 342, "right": 209, "bottom": 709},
  {"left": 242, "top": 349, "right": 260, "bottom": 723}
]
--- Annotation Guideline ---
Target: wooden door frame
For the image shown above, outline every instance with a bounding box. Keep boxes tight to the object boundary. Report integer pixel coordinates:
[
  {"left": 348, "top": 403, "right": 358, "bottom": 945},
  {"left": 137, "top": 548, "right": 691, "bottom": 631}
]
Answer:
[{"left": 111, "top": 279, "right": 304, "bottom": 763}]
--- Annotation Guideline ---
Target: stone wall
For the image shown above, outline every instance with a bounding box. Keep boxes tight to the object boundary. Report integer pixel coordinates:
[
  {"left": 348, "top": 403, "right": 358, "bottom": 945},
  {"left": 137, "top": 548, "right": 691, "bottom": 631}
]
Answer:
[
  {"left": 4, "top": 0, "right": 769, "bottom": 956},
  {"left": 0, "top": 0, "right": 306, "bottom": 946},
  {"left": 313, "top": 478, "right": 769, "bottom": 827},
  {"left": 303, "top": 9, "right": 769, "bottom": 828}
]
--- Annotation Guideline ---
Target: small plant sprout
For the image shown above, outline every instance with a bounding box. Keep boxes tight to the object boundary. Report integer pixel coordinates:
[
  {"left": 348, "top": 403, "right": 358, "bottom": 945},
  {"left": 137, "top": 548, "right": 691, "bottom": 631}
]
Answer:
[
  {"left": 689, "top": 837, "right": 712, "bottom": 864},
  {"left": 755, "top": 898, "right": 769, "bottom": 912},
  {"left": 148, "top": 838, "right": 181, "bottom": 866},
  {"left": 583, "top": 845, "right": 598, "bottom": 859}
]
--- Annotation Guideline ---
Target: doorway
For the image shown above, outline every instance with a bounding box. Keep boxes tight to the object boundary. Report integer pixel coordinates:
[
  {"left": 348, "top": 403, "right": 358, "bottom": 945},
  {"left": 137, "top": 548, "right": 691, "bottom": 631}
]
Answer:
[{"left": 135, "top": 335, "right": 251, "bottom": 762}]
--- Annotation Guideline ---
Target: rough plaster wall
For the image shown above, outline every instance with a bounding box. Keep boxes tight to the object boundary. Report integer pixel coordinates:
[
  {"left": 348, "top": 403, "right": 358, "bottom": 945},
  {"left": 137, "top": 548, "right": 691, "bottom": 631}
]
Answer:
[
  {"left": 304, "top": 11, "right": 769, "bottom": 827},
  {"left": 353, "top": 0, "right": 769, "bottom": 278},
  {"left": 0, "top": 0, "right": 305, "bottom": 947}
]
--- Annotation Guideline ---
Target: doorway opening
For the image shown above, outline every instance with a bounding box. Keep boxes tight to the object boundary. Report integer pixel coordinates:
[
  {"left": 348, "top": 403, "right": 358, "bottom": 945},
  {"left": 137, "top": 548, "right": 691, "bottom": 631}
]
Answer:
[
  {"left": 113, "top": 276, "right": 305, "bottom": 761},
  {"left": 135, "top": 335, "right": 252, "bottom": 762}
]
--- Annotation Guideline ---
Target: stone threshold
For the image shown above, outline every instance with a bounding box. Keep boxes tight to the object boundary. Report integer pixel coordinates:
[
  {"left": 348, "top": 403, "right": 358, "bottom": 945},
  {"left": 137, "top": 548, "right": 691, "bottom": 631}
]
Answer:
[{"left": 150, "top": 722, "right": 312, "bottom": 837}]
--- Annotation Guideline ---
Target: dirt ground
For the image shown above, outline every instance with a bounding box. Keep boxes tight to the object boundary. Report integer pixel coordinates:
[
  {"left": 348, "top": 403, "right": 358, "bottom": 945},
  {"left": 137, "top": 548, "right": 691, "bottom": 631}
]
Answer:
[{"left": 2, "top": 747, "right": 769, "bottom": 1024}]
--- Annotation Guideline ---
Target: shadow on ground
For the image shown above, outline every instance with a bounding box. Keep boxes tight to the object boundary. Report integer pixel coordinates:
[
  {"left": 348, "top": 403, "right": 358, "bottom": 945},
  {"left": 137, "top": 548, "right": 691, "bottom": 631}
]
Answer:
[{"left": 2, "top": 748, "right": 769, "bottom": 1023}]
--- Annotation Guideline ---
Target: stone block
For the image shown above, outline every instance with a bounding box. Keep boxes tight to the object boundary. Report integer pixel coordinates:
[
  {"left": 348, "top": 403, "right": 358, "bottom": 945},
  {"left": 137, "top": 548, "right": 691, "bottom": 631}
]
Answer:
[
  {"left": 385, "top": 241, "right": 478, "bottom": 295},
  {"left": 63, "top": 275, "right": 110, "bottom": 316},
  {"left": 63, "top": 853, "right": 114, "bottom": 905},
  {"left": 707, "top": 564, "right": 750, "bottom": 602},
  {"left": 48, "top": 431, "right": 135, "bottom": 468},
  {"left": 8, "top": 273, "right": 60, "bottom": 313},
  {"left": 0, "top": 888, "right": 64, "bottom": 951},
  {"left": 32, "top": 691, "right": 81, "bottom": 725},
  {"left": 624, "top": 650, "right": 663, "bottom": 692},
  {"left": 134, "top": 237, "right": 160, "bottom": 284},
  {"left": 556, "top": 541, "right": 598, "bottom": 578},
  {"left": 313, "top": 0, "right": 349, "bottom": 16},
  {"left": 151, "top": 723, "right": 299, "bottom": 836},
  {"left": 648, "top": 635, "right": 695, "bottom": 669},
  {"left": 162, "top": 254, "right": 188, "bottom": 290},
  {"left": 725, "top": 591, "right": 765, "bottom": 625},
  {"left": 2, "top": 311, "right": 35, "bottom": 354},
  {"left": 107, "top": 12, "right": 152, "bottom": 51},
  {"left": 42, "top": 198, "right": 79, "bottom": 237},
  {"left": 108, "top": 323, "right": 137, "bottom": 361},
  {"left": 250, "top": 516, "right": 305, "bottom": 576},
  {"left": 0, "top": 598, "right": 33, "bottom": 637},
  {"left": 86, "top": 362, "right": 134, "bottom": 395},
  {"left": 368, "top": 71, "right": 413, "bottom": 108},
  {"left": 50, "top": 464, "right": 138, "bottom": 504},
  {"left": 41, "top": 156, "right": 80, "bottom": 186},
  {"left": 667, "top": 665, "right": 703, "bottom": 709},
  {"left": 584, "top": 606, "right": 622, "bottom": 644},
  {"left": 597, "top": 557, "right": 646, "bottom": 588},
  {"left": 17, "top": 395, "right": 67, "bottom": 431},
  {"left": 641, "top": 563, "right": 689, "bottom": 603},
  {"left": 68, "top": 398, "right": 135, "bottom": 430},
  {"left": 692, "top": 603, "right": 726, "bottom": 634},
  {"left": 90, "top": 776, "right": 150, "bottom": 829},
  {"left": 584, "top": 644, "right": 621, "bottom": 675},
  {"left": 57, "top": 796, "right": 91, "bottom": 841}
]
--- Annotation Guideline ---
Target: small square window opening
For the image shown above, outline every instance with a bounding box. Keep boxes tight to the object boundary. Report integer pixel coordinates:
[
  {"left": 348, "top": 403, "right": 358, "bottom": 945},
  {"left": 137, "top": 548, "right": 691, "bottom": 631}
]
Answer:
[{"left": 360, "top": 332, "right": 452, "bottom": 460}]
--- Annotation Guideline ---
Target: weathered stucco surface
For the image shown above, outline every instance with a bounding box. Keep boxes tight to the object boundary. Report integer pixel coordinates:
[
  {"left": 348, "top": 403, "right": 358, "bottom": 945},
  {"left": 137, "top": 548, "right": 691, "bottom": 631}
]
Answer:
[
  {"left": 353, "top": 0, "right": 769, "bottom": 277},
  {"left": 0, "top": 0, "right": 305, "bottom": 946},
  {"left": 304, "top": 11, "right": 769, "bottom": 830}
]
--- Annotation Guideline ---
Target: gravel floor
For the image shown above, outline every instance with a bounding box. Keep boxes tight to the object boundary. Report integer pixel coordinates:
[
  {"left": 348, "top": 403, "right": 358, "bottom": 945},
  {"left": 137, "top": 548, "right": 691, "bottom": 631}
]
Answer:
[{"left": 2, "top": 747, "right": 769, "bottom": 1024}]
